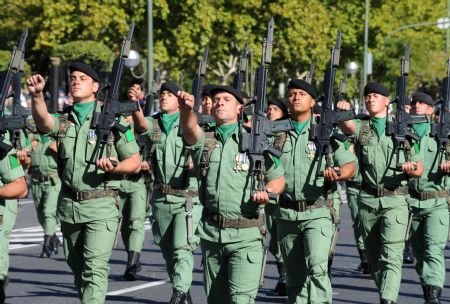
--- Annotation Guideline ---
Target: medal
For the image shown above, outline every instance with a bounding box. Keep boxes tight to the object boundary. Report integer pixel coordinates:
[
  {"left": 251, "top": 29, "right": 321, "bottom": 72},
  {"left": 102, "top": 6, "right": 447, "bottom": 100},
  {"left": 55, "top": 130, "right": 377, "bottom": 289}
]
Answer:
[{"left": 87, "top": 129, "right": 97, "bottom": 145}]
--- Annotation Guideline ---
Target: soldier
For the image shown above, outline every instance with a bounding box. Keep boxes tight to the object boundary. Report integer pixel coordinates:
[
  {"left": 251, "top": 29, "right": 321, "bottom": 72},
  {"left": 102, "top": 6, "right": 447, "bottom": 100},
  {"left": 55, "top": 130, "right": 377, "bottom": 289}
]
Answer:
[
  {"left": 178, "top": 85, "right": 285, "bottom": 304},
  {"left": 128, "top": 81, "right": 203, "bottom": 303},
  {"left": 265, "top": 98, "right": 288, "bottom": 295},
  {"left": 200, "top": 84, "right": 213, "bottom": 116},
  {"left": 29, "top": 132, "right": 61, "bottom": 258},
  {"left": 27, "top": 62, "right": 141, "bottom": 304},
  {"left": 408, "top": 92, "right": 449, "bottom": 303},
  {"left": 276, "top": 79, "right": 355, "bottom": 304},
  {"left": 337, "top": 82, "right": 423, "bottom": 304},
  {"left": 0, "top": 142, "right": 29, "bottom": 304},
  {"left": 118, "top": 115, "right": 148, "bottom": 281}
]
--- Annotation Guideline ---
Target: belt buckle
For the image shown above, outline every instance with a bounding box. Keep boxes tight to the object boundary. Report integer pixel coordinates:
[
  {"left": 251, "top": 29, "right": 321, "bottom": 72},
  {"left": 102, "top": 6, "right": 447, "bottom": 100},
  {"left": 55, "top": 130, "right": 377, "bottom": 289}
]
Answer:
[
  {"left": 75, "top": 191, "right": 82, "bottom": 201},
  {"left": 420, "top": 192, "right": 427, "bottom": 200},
  {"left": 376, "top": 188, "right": 384, "bottom": 197},
  {"left": 300, "top": 201, "right": 307, "bottom": 212},
  {"left": 217, "top": 215, "right": 225, "bottom": 229}
]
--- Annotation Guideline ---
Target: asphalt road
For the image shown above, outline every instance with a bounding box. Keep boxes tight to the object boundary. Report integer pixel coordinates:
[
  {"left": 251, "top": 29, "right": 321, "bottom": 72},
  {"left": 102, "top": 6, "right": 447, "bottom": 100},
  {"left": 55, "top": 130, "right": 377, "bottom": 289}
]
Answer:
[{"left": 4, "top": 198, "right": 450, "bottom": 303}]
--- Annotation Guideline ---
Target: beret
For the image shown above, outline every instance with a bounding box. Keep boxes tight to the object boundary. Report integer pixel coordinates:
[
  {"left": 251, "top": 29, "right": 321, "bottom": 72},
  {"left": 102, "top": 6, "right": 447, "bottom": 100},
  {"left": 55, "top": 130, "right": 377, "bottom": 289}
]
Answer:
[
  {"left": 201, "top": 84, "right": 214, "bottom": 97},
  {"left": 160, "top": 81, "right": 181, "bottom": 96},
  {"left": 364, "top": 82, "right": 390, "bottom": 97},
  {"left": 287, "top": 79, "right": 317, "bottom": 99},
  {"left": 209, "top": 85, "right": 244, "bottom": 104},
  {"left": 411, "top": 92, "right": 434, "bottom": 106},
  {"left": 69, "top": 62, "right": 99, "bottom": 82},
  {"left": 268, "top": 98, "right": 288, "bottom": 115}
]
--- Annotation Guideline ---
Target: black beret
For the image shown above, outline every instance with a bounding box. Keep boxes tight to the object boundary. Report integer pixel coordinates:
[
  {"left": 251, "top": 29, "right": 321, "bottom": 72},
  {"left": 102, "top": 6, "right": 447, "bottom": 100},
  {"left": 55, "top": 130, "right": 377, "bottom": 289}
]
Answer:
[
  {"left": 412, "top": 92, "right": 434, "bottom": 106},
  {"left": 201, "top": 84, "right": 214, "bottom": 97},
  {"left": 69, "top": 62, "right": 99, "bottom": 82},
  {"left": 268, "top": 98, "right": 288, "bottom": 115},
  {"left": 364, "top": 82, "right": 390, "bottom": 97},
  {"left": 160, "top": 81, "right": 181, "bottom": 96},
  {"left": 287, "top": 79, "right": 317, "bottom": 99},
  {"left": 209, "top": 85, "right": 244, "bottom": 104}
]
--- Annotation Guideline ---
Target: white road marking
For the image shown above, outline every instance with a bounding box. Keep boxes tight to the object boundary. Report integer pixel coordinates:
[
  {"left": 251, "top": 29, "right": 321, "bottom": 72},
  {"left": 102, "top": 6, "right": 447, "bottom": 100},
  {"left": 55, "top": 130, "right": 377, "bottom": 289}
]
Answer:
[{"left": 106, "top": 278, "right": 170, "bottom": 296}]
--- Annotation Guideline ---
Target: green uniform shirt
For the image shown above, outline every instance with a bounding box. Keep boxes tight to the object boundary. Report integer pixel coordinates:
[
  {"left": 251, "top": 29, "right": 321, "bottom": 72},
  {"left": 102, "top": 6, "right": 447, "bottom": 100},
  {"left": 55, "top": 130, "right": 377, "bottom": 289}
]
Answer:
[
  {"left": 143, "top": 114, "right": 200, "bottom": 204},
  {"left": 49, "top": 104, "right": 140, "bottom": 223},
  {"left": 194, "top": 127, "right": 285, "bottom": 243},
  {"left": 277, "top": 120, "right": 355, "bottom": 221},
  {"left": 408, "top": 127, "right": 448, "bottom": 208},
  {"left": 0, "top": 145, "right": 25, "bottom": 191},
  {"left": 30, "top": 134, "right": 58, "bottom": 176},
  {"left": 353, "top": 118, "right": 422, "bottom": 208}
]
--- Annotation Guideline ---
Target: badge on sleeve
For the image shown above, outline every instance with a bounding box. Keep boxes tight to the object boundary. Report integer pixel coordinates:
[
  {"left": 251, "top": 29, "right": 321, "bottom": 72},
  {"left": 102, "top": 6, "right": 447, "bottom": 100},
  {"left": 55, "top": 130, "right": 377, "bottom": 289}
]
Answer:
[
  {"left": 9, "top": 154, "right": 19, "bottom": 169},
  {"left": 87, "top": 129, "right": 97, "bottom": 145}
]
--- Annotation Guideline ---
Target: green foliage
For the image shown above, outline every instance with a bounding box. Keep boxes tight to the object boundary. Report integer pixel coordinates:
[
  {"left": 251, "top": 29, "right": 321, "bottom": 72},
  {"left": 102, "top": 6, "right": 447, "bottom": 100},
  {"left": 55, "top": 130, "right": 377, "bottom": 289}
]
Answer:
[{"left": 0, "top": 50, "right": 32, "bottom": 77}]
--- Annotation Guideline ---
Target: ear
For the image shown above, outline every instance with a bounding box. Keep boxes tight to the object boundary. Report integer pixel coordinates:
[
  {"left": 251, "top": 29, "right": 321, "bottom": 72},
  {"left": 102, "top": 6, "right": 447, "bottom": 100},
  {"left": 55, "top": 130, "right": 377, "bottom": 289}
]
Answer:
[
  {"left": 310, "top": 98, "right": 316, "bottom": 108},
  {"left": 237, "top": 102, "right": 243, "bottom": 115},
  {"left": 93, "top": 81, "right": 100, "bottom": 93},
  {"left": 426, "top": 105, "right": 434, "bottom": 116}
]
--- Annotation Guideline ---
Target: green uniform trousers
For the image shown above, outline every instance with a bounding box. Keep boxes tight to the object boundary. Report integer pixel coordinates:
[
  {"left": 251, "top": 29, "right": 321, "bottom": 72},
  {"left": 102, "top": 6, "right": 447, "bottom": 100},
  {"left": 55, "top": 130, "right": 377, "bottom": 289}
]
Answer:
[
  {"left": 119, "top": 185, "right": 147, "bottom": 253},
  {"left": 264, "top": 203, "right": 282, "bottom": 263},
  {"left": 410, "top": 200, "right": 449, "bottom": 288},
  {"left": 31, "top": 178, "right": 61, "bottom": 236},
  {"left": 347, "top": 191, "right": 365, "bottom": 250},
  {"left": 358, "top": 202, "right": 408, "bottom": 302},
  {"left": 201, "top": 238, "right": 263, "bottom": 304},
  {"left": 0, "top": 199, "right": 18, "bottom": 280},
  {"left": 151, "top": 200, "right": 202, "bottom": 293},
  {"left": 61, "top": 218, "right": 118, "bottom": 304},
  {"left": 278, "top": 216, "right": 333, "bottom": 304}
]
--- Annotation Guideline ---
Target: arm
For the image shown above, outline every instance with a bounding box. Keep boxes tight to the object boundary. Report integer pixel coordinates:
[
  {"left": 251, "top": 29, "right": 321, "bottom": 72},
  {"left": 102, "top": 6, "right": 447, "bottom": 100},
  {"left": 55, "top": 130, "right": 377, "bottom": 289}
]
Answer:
[
  {"left": 178, "top": 91, "right": 203, "bottom": 145},
  {"left": 336, "top": 100, "right": 358, "bottom": 135},
  {"left": 403, "top": 160, "right": 423, "bottom": 177},
  {"left": 27, "top": 75, "right": 54, "bottom": 134},
  {"left": 324, "top": 161, "right": 355, "bottom": 182},
  {"left": 0, "top": 177, "right": 27, "bottom": 199},
  {"left": 252, "top": 175, "right": 286, "bottom": 204},
  {"left": 48, "top": 141, "right": 57, "bottom": 154},
  {"left": 128, "top": 84, "right": 149, "bottom": 133},
  {"left": 96, "top": 152, "right": 141, "bottom": 174}
]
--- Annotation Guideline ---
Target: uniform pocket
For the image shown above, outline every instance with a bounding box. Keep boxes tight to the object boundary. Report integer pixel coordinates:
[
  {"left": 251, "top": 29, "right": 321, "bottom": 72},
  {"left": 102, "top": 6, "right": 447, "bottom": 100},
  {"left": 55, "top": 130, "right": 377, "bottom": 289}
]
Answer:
[
  {"left": 396, "top": 214, "right": 408, "bottom": 226},
  {"left": 106, "top": 219, "right": 119, "bottom": 232},
  {"left": 247, "top": 247, "right": 263, "bottom": 264}
]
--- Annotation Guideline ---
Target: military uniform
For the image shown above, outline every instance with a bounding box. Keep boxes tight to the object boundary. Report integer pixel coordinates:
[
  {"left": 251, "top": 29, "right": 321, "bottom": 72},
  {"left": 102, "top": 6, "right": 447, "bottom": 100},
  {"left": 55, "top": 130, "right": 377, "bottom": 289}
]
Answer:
[
  {"left": 29, "top": 134, "right": 61, "bottom": 257},
  {"left": 0, "top": 144, "right": 26, "bottom": 302},
  {"left": 408, "top": 123, "right": 449, "bottom": 301},
  {"left": 352, "top": 118, "right": 421, "bottom": 303},
  {"left": 193, "top": 124, "right": 284, "bottom": 304},
  {"left": 277, "top": 120, "right": 355, "bottom": 304},
  {"left": 141, "top": 112, "right": 202, "bottom": 300},
  {"left": 48, "top": 104, "right": 139, "bottom": 304}
]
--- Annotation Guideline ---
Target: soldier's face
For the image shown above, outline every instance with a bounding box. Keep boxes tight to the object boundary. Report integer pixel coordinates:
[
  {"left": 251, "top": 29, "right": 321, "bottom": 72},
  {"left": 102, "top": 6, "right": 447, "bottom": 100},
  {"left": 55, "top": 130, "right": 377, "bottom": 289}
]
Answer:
[
  {"left": 411, "top": 101, "right": 433, "bottom": 116},
  {"left": 70, "top": 71, "right": 99, "bottom": 102},
  {"left": 287, "top": 88, "right": 314, "bottom": 114},
  {"left": 365, "top": 93, "right": 389, "bottom": 116},
  {"left": 267, "top": 104, "right": 284, "bottom": 121},
  {"left": 212, "top": 92, "right": 242, "bottom": 125},
  {"left": 159, "top": 90, "right": 179, "bottom": 114},
  {"left": 201, "top": 96, "right": 212, "bottom": 114}
]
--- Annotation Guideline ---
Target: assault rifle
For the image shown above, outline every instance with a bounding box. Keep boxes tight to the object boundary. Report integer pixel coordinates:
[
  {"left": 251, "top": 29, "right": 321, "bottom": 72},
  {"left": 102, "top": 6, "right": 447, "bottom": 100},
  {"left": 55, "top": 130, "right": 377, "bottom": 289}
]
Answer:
[
  {"left": 386, "top": 45, "right": 427, "bottom": 170},
  {"left": 90, "top": 20, "right": 139, "bottom": 165},
  {"left": 143, "top": 69, "right": 160, "bottom": 116},
  {"left": 239, "top": 18, "right": 292, "bottom": 197},
  {"left": 0, "top": 30, "right": 30, "bottom": 152},
  {"left": 335, "top": 70, "right": 348, "bottom": 106},
  {"left": 233, "top": 43, "right": 250, "bottom": 92},
  {"left": 431, "top": 58, "right": 450, "bottom": 162},
  {"left": 192, "top": 46, "right": 213, "bottom": 126},
  {"left": 305, "top": 64, "right": 315, "bottom": 84}
]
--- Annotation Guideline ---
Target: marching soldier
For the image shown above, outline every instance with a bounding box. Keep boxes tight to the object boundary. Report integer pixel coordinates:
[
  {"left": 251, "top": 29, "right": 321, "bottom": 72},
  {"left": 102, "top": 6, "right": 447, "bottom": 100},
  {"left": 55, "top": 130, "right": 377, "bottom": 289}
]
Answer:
[
  {"left": 29, "top": 132, "right": 61, "bottom": 258},
  {"left": 277, "top": 79, "right": 355, "bottom": 303},
  {"left": 27, "top": 62, "right": 141, "bottom": 304},
  {"left": 178, "top": 85, "right": 286, "bottom": 304},
  {"left": 408, "top": 92, "right": 449, "bottom": 303},
  {"left": 337, "top": 82, "right": 423, "bottom": 304},
  {"left": 128, "top": 82, "right": 203, "bottom": 303}
]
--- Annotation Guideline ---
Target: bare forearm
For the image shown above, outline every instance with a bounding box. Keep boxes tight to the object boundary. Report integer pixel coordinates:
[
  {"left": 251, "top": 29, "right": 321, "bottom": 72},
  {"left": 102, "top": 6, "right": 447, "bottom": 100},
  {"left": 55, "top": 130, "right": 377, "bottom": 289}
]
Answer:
[
  {"left": 338, "top": 121, "right": 357, "bottom": 135},
  {"left": 112, "top": 153, "right": 141, "bottom": 174},
  {"left": 337, "top": 161, "right": 355, "bottom": 181},
  {"left": 180, "top": 109, "right": 202, "bottom": 145},
  {"left": 131, "top": 103, "right": 149, "bottom": 133},
  {"left": 266, "top": 176, "right": 286, "bottom": 195},
  {"left": 31, "top": 92, "right": 54, "bottom": 133},
  {"left": 0, "top": 177, "right": 28, "bottom": 199}
]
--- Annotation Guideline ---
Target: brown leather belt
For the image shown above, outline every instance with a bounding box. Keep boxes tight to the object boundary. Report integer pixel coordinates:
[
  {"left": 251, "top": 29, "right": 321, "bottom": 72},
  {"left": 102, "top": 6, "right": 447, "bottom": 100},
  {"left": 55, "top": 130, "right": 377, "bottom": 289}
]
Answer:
[
  {"left": 279, "top": 198, "right": 332, "bottom": 212},
  {"left": 409, "top": 189, "right": 449, "bottom": 201},
  {"left": 360, "top": 184, "right": 409, "bottom": 197},
  {"left": 153, "top": 183, "right": 198, "bottom": 198},
  {"left": 31, "top": 171, "right": 59, "bottom": 183},
  {"left": 63, "top": 187, "right": 118, "bottom": 201},
  {"left": 203, "top": 208, "right": 264, "bottom": 229}
]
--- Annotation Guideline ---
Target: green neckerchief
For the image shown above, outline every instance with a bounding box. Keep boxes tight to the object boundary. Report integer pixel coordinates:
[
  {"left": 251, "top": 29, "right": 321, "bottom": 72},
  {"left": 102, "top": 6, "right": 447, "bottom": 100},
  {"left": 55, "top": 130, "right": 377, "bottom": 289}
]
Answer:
[
  {"left": 292, "top": 120, "right": 309, "bottom": 134},
  {"left": 370, "top": 116, "right": 387, "bottom": 138},
  {"left": 161, "top": 112, "right": 180, "bottom": 134},
  {"left": 39, "top": 134, "right": 50, "bottom": 144},
  {"left": 216, "top": 122, "right": 238, "bottom": 143},
  {"left": 412, "top": 122, "right": 430, "bottom": 140},
  {"left": 73, "top": 101, "right": 95, "bottom": 125}
]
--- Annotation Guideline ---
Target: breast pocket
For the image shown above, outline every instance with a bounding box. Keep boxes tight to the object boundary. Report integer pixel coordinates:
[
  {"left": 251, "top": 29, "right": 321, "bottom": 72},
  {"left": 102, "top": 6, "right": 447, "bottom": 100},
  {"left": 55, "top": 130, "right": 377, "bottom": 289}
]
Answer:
[{"left": 60, "top": 127, "right": 76, "bottom": 159}]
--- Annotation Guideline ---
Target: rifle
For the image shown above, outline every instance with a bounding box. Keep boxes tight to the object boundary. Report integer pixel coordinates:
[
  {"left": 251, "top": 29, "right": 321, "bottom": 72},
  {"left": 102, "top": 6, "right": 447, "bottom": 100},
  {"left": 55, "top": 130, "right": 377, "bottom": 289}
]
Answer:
[
  {"left": 90, "top": 20, "right": 139, "bottom": 165},
  {"left": 431, "top": 58, "right": 450, "bottom": 164},
  {"left": 335, "top": 70, "right": 348, "bottom": 106},
  {"left": 386, "top": 45, "right": 427, "bottom": 170},
  {"left": 305, "top": 64, "right": 315, "bottom": 84},
  {"left": 0, "top": 30, "right": 30, "bottom": 152},
  {"left": 239, "top": 18, "right": 292, "bottom": 198},
  {"left": 143, "top": 69, "right": 160, "bottom": 116},
  {"left": 192, "top": 47, "right": 213, "bottom": 126},
  {"left": 233, "top": 43, "right": 250, "bottom": 93}
]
